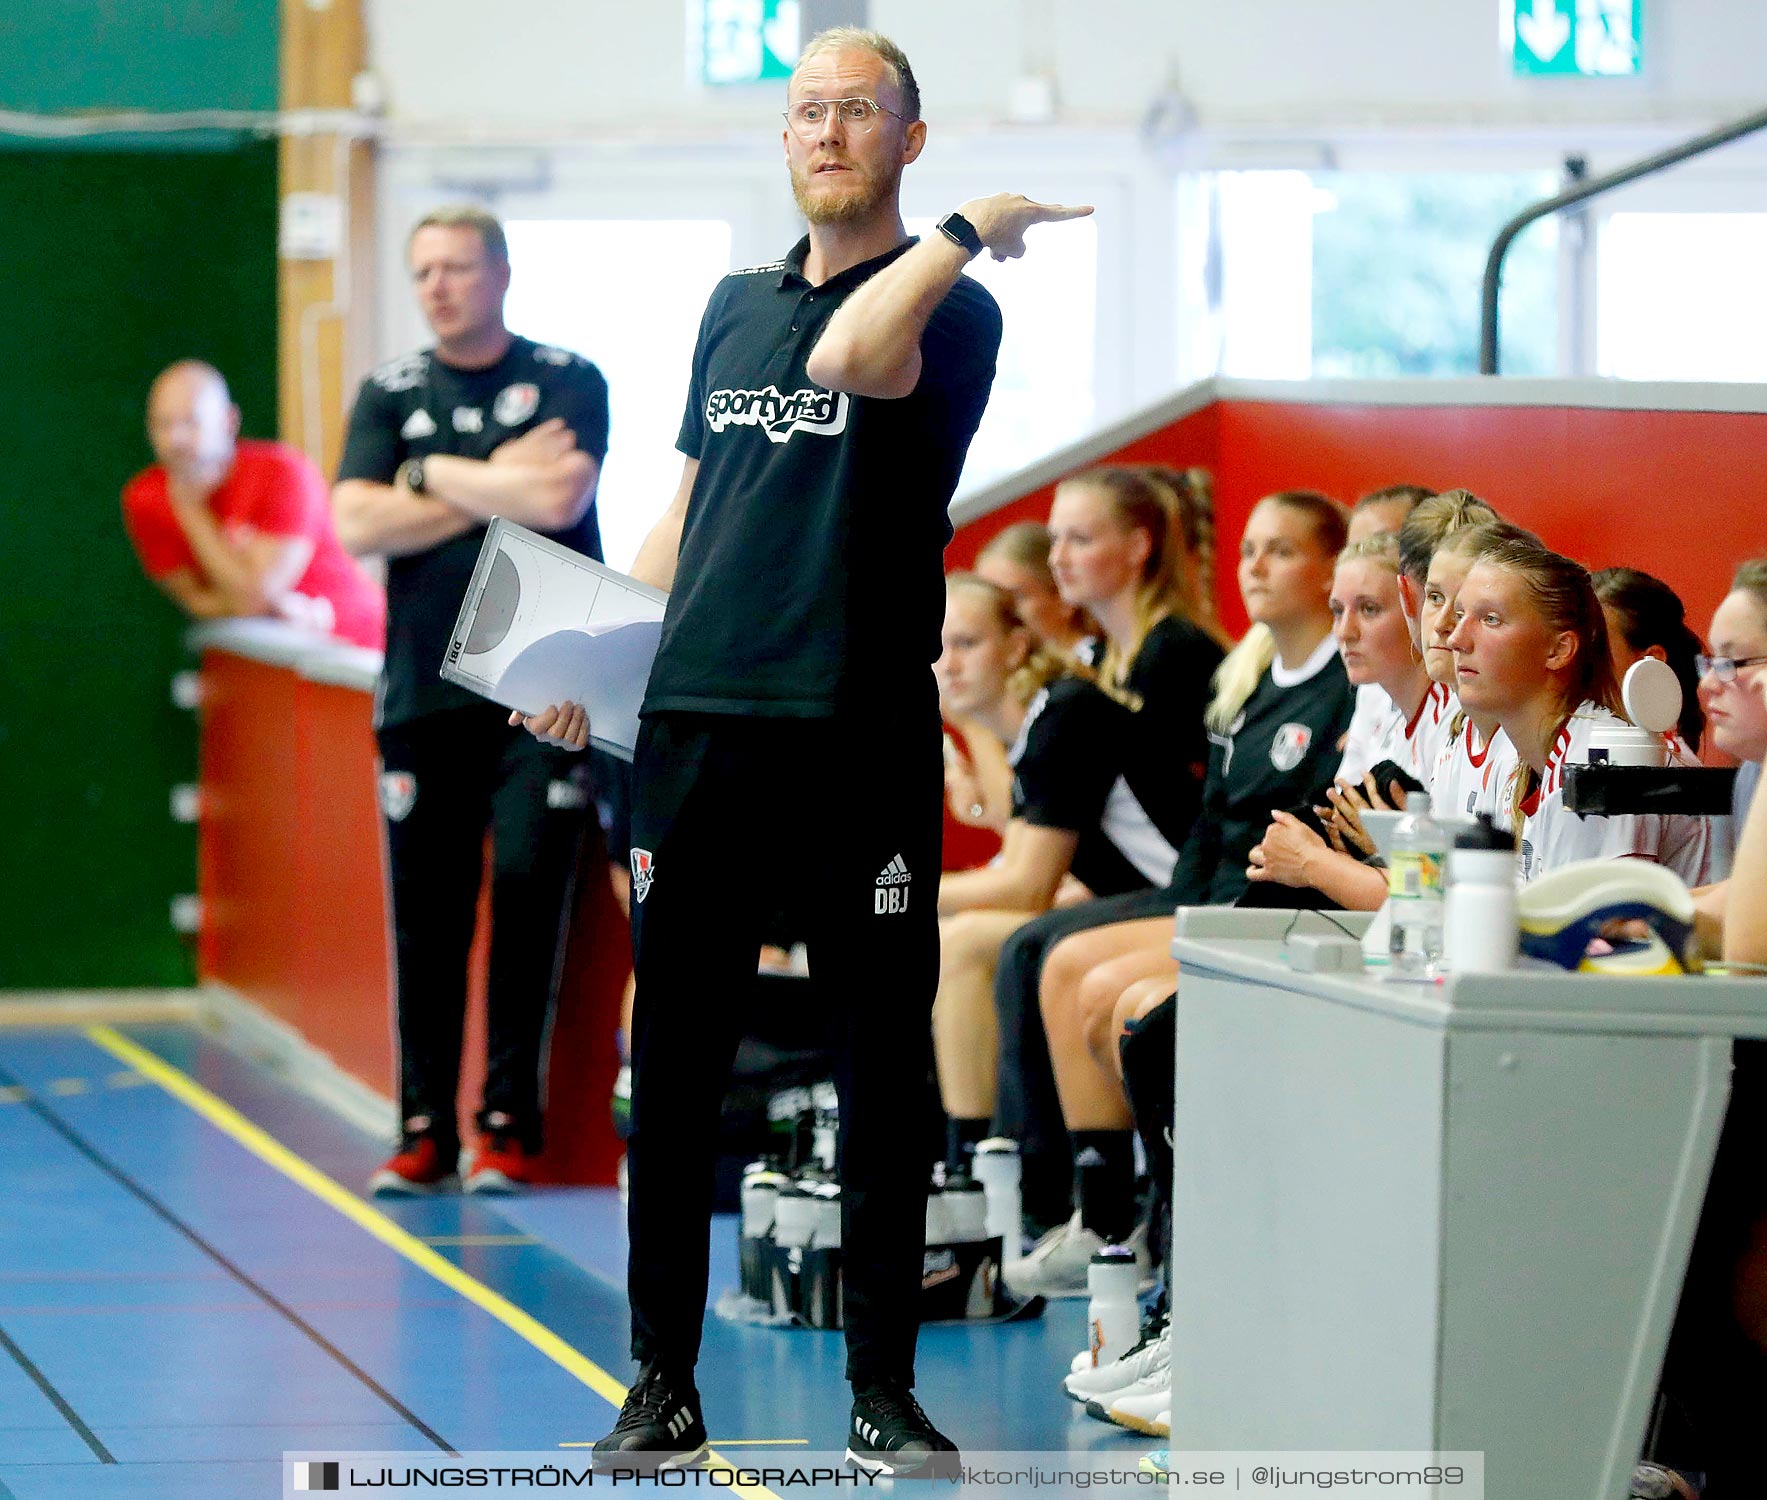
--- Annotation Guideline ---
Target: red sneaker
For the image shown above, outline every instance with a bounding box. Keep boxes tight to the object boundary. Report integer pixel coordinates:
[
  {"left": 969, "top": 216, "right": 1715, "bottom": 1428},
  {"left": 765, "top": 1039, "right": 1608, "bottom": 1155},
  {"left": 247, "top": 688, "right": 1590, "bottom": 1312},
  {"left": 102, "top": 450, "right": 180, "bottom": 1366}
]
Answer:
[
  {"left": 368, "top": 1135, "right": 459, "bottom": 1196},
  {"left": 465, "top": 1134, "right": 538, "bottom": 1195}
]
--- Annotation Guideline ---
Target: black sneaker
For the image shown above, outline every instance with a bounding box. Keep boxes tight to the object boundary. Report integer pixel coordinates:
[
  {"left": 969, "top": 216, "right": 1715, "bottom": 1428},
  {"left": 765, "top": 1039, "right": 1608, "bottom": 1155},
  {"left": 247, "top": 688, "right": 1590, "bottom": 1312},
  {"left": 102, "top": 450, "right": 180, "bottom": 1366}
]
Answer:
[
  {"left": 591, "top": 1365, "right": 706, "bottom": 1472},
  {"left": 847, "top": 1382, "right": 960, "bottom": 1480}
]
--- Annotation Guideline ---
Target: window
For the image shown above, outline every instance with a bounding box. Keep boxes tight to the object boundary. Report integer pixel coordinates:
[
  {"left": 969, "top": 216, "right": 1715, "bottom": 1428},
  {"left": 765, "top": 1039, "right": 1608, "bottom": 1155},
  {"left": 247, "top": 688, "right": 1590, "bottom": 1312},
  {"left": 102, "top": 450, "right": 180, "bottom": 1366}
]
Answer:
[
  {"left": 909, "top": 215, "right": 1099, "bottom": 494},
  {"left": 1598, "top": 212, "right": 1767, "bottom": 380},
  {"left": 1194, "top": 169, "right": 1558, "bottom": 381},
  {"left": 502, "top": 219, "right": 732, "bottom": 569}
]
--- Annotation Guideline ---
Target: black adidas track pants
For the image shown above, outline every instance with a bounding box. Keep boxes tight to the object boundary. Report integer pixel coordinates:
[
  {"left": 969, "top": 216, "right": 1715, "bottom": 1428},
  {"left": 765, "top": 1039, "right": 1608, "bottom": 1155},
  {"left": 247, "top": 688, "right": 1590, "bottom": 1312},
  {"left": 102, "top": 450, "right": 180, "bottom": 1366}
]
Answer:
[{"left": 625, "top": 699, "right": 942, "bottom": 1389}]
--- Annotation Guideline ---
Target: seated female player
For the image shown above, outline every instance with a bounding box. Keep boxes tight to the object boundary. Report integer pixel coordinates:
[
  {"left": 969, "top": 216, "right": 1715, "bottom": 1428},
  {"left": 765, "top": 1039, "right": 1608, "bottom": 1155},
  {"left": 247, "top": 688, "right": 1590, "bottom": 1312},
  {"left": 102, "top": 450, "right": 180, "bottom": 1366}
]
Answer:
[
  {"left": 1445, "top": 537, "right": 1711, "bottom": 885},
  {"left": 975, "top": 520, "right": 1091, "bottom": 658},
  {"left": 988, "top": 466, "right": 1226, "bottom": 1226},
  {"left": 1724, "top": 656, "right": 1767, "bottom": 964},
  {"left": 1643, "top": 568, "right": 1767, "bottom": 1500},
  {"left": 931, "top": 574, "right": 1168, "bottom": 1171},
  {"left": 1594, "top": 567, "right": 1707, "bottom": 760},
  {"left": 1316, "top": 490, "right": 1496, "bottom": 847},
  {"left": 1001, "top": 489, "right": 1354, "bottom": 1293},
  {"left": 1419, "top": 521, "right": 1531, "bottom": 827},
  {"left": 945, "top": 521, "right": 1090, "bottom": 834},
  {"left": 1332, "top": 484, "right": 1431, "bottom": 777},
  {"left": 1243, "top": 531, "right": 1445, "bottom": 907},
  {"left": 1678, "top": 557, "right": 1767, "bottom": 943},
  {"left": 1252, "top": 516, "right": 1539, "bottom": 899},
  {"left": 1142, "top": 465, "right": 1233, "bottom": 650}
]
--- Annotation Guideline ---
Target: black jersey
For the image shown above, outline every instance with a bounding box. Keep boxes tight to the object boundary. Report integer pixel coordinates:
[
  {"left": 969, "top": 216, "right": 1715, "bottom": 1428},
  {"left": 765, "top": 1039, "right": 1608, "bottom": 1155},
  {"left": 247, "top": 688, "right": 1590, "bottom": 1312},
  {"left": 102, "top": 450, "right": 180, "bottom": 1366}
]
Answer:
[
  {"left": 1009, "top": 677, "right": 1161, "bottom": 898},
  {"left": 643, "top": 237, "right": 1002, "bottom": 718},
  {"left": 1167, "top": 634, "right": 1355, "bottom": 906},
  {"left": 337, "top": 335, "right": 610, "bottom": 728},
  {"left": 1116, "top": 615, "right": 1225, "bottom": 848}
]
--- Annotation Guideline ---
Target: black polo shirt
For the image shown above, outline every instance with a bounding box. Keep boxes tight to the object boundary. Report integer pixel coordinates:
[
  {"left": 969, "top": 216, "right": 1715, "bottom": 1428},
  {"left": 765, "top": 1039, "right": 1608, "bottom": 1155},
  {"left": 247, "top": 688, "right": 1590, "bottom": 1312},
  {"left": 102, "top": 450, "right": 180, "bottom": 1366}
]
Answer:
[
  {"left": 336, "top": 335, "right": 609, "bottom": 728},
  {"left": 643, "top": 236, "right": 1002, "bottom": 718}
]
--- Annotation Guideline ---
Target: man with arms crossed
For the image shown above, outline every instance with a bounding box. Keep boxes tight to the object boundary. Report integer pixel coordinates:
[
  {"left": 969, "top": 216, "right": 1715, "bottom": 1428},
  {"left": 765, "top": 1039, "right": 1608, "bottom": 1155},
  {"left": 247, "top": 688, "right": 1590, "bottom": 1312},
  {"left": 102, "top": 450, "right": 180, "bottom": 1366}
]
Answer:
[
  {"left": 334, "top": 206, "right": 608, "bottom": 1197},
  {"left": 122, "top": 360, "right": 384, "bottom": 648},
  {"left": 523, "top": 28, "right": 1088, "bottom": 1477}
]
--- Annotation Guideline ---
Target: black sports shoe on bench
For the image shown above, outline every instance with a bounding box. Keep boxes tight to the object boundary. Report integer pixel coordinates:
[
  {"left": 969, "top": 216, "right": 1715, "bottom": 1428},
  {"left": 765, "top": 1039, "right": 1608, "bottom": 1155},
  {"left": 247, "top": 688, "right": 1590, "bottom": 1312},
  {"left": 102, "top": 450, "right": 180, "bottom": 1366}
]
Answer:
[
  {"left": 592, "top": 1364, "right": 707, "bottom": 1472},
  {"left": 847, "top": 1381, "right": 960, "bottom": 1480}
]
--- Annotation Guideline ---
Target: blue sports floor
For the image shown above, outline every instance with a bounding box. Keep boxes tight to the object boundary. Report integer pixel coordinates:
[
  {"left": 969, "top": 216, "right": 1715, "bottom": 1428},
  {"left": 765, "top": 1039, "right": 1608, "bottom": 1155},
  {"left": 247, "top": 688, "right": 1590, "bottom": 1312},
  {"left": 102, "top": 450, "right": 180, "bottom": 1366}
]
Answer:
[{"left": 0, "top": 1021, "right": 1150, "bottom": 1497}]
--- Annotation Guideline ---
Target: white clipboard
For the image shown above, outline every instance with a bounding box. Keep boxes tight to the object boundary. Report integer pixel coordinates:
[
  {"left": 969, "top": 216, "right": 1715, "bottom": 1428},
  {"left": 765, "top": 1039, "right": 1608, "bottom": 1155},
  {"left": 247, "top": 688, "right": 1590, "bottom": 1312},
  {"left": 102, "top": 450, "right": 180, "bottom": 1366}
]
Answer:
[{"left": 441, "top": 519, "right": 668, "bottom": 761}]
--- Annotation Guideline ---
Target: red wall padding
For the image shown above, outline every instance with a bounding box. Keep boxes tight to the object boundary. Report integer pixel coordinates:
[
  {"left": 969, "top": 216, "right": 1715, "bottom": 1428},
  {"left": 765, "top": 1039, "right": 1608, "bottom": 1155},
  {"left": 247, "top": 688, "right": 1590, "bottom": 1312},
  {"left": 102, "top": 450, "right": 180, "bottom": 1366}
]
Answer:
[
  {"left": 197, "top": 649, "right": 623, "bottom": 1184},
  {"left": 951, "top": 396, "right": 1760, "bottom": 667}
]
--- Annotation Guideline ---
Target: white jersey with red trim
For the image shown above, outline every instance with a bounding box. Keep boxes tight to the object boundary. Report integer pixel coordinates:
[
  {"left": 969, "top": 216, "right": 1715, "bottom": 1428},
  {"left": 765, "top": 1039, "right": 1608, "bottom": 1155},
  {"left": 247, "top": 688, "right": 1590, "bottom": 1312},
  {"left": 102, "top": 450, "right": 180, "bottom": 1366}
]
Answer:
[
  {"left": 1515, "top": 705, "right": 1711, "bottom": 885},
  {"left": 1336, "top": 684, "right": 1391, "bottom": 785},
  {"left": 1338, "top": 680, "right": 1456, "bottom": 788},
  {"left": 1429, "top": 711, "right": 1520, "bottom": 832}
]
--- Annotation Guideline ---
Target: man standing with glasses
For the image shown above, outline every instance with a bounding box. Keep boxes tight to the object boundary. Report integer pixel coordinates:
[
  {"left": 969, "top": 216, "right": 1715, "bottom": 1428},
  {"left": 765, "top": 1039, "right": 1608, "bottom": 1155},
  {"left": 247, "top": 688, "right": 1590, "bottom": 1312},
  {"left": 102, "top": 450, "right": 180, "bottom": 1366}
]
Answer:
[{"left": 521, "top": 25, "right": 1089, "bottom": 1479}]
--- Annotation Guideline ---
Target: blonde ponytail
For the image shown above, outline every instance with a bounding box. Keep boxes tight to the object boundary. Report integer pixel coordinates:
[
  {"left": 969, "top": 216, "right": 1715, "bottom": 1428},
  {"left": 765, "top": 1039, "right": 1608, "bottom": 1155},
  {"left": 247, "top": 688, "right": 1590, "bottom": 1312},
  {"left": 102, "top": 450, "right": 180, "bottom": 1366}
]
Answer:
[{"left": 1204, "top": 623, "right": 1277, "bottom": 734}]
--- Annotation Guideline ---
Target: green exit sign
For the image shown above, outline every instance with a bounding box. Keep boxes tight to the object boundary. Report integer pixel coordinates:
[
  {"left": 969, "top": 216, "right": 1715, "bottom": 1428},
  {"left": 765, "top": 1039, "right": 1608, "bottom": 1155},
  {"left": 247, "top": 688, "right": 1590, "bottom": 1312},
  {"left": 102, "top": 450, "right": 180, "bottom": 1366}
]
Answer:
[
  {"left": 696, "top": 0, "right": 801, "bottom": 86},
  {"left": 1511, "top": 0, "right": 1642, "bottom": 76}
]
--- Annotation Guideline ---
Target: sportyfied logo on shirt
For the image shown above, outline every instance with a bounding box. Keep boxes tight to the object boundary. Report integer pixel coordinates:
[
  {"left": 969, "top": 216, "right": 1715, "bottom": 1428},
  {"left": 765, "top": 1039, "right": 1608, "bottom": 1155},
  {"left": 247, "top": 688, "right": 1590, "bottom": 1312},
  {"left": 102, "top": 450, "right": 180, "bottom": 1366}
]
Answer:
[{"left": 705, "top": 385, "right": 849, "bottom": 445}]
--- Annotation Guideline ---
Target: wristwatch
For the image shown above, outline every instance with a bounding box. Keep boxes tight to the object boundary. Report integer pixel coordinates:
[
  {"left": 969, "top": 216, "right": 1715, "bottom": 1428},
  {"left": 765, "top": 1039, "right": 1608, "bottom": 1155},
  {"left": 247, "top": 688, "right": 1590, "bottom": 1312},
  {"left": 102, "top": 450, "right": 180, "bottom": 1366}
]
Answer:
[
  {"left": 936, "top": 211, "right": 984, "bottom": 259},
  {"left": 399, "top": 456, "right": 428, "bottom": 495}
]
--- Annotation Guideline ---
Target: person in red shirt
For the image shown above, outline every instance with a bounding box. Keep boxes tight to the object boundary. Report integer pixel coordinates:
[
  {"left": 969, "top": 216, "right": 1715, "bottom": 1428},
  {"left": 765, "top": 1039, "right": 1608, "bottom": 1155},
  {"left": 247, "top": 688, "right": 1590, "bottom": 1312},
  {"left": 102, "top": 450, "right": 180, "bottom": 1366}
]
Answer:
[{"left": 121, "top": 361, "right": 385, "bottom": 648}]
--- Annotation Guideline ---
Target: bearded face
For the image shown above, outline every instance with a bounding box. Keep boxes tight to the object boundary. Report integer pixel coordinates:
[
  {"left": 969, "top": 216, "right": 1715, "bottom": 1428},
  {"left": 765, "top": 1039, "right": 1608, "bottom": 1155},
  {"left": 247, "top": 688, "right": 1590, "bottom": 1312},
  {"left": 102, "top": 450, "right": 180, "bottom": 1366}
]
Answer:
[
  {"left": 789, "top": 150, "right": 904, "bottom": 226},
  {"left": 783, "top": 46, "right": 918, "bottom": 231}
]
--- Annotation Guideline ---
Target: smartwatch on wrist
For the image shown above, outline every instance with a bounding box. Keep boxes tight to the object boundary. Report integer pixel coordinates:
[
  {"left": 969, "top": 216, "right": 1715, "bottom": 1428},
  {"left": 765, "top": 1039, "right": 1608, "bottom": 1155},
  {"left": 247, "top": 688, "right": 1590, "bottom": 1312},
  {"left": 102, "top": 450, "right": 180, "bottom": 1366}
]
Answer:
[
  {"left": 400, "top": 456, "right": 428, "bottom": 495},
  {"left": 936, "top": 211, "right": 984, "bottom": 259}
]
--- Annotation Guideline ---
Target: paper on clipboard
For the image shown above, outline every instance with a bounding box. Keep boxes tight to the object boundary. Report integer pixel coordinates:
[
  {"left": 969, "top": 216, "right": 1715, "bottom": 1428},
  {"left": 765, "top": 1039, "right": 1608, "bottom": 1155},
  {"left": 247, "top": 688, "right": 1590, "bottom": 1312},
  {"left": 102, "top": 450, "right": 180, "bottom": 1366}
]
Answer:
[{"left": 441, "top": 519, "right": 668, "bottom": 760}]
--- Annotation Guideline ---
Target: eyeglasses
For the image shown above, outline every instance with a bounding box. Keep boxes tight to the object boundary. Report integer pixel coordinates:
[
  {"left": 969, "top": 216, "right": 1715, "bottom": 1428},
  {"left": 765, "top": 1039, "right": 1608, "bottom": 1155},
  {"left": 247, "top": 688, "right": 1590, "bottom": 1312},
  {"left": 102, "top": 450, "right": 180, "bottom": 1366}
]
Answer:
[
  {"left": 782, "top": 97, "right": 903, "bottom": 136},
  {"left": 1695, "top": 652, "right": 1767, "bottom": 682}
]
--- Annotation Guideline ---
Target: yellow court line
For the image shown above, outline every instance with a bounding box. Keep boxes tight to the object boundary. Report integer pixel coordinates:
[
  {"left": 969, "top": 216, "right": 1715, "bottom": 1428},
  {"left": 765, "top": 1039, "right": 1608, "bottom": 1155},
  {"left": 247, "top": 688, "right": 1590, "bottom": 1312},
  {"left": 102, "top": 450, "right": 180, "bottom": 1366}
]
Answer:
[
  {"left": 83, "top": 1025, "right": 781, "bottom": 1500},
  {"left": 706, "top": 1440, "right": 812, "bottom": 1447}
]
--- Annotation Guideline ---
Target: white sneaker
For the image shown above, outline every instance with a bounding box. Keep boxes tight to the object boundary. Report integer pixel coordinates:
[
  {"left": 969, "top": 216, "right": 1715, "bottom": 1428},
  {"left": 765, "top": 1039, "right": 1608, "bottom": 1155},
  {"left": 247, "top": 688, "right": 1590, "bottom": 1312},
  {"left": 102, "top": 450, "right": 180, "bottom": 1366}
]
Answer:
[
  {"left": 1084, "top": 1362, "right": 1171, "bottom": 1436},
  {"left": 1008, "top": 1212, "right": 1156, "bottom": 1300},
  {"left": 1003, "top": 1213, "right": 1103, "bottom": 1299},
  {"left": 1102, "top": 1380, "right": 1170, "bottom": 1438},
  {"left": 1065, "top": 1328, "right": 1170, "bottom": 1404}
]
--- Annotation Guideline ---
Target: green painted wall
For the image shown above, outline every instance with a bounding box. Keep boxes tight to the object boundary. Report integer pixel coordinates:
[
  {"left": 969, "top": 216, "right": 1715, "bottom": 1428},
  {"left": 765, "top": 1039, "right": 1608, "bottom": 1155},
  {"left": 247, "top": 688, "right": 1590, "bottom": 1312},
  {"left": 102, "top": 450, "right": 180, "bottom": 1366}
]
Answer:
[
  {"left": 0, "top": 2, "right": 277, "bottom": 114},
  {"left": 1, "top": 3, "right": 280, "bottom": 986}
]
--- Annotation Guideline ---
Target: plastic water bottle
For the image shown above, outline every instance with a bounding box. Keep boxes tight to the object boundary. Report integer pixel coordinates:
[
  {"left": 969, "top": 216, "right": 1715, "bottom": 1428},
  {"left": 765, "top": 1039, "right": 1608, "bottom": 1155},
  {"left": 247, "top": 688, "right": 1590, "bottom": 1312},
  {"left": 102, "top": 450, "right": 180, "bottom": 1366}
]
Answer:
[
  {"left": 1087, "top": 1246, "right": 1141, "bottom": 1369},
  {"left": 740, "top": 1161, "right": 786, "bottom": 1240},
  {"left": 811, "top": 1100, "right": 839, "bottom": 1173},
  {"left": 1386, "top": 792, "right": 1447, "bottom": 980},
  {"left": 971, "top": 1138, "right": 1022, "bottom": 1250},
  {"left": 1445, "top": 821, "right": 1519, "bottom": 974},
  {"left": 739, "top": 1161, "right": 787, "bottom": 1301},
  {"left": 773, "top": 1181, "right": 818, "bottom": 1250},
  {"left": 924, "top": 1170, "right": 952, "bottom": 1247}
]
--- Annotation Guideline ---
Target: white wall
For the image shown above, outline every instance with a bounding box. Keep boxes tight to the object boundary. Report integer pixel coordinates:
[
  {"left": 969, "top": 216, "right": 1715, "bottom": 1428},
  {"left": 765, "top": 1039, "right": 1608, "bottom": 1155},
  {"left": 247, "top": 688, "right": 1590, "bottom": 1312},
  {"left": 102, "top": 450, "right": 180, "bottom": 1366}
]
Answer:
[
  {"left": 367, "top": 0, "right": 1767, "bottom": 143},
  {"left": 360, "top": 0, "right": 1767, "bottom": 538}
]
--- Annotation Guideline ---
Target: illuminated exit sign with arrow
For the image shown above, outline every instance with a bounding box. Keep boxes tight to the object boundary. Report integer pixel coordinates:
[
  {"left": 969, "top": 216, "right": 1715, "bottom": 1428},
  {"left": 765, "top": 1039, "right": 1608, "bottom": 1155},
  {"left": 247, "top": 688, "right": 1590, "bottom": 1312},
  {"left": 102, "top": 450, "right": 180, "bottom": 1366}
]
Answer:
[{"left": 1510, "top": 0, "right": 1642, "bottom": 76}]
